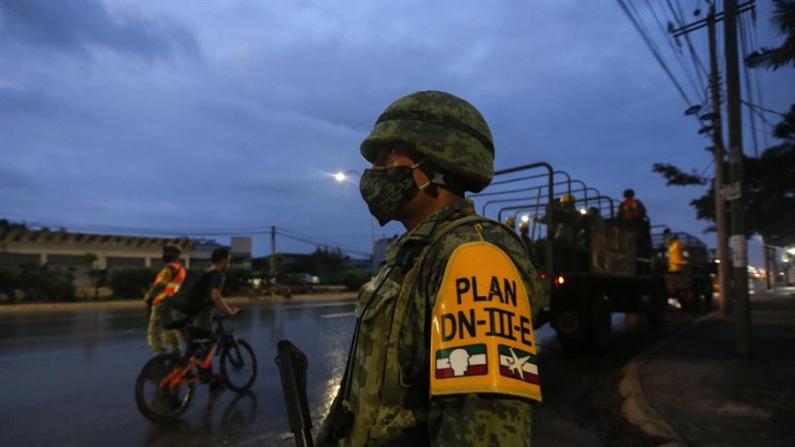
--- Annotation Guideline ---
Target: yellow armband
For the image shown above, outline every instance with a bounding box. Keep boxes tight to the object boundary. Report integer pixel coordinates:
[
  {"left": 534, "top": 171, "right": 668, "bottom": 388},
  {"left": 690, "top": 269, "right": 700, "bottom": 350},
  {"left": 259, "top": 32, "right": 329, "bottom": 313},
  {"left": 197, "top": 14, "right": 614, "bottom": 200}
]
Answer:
[{"left": 430, "top": 241, "right": 542, "bottom": 402}]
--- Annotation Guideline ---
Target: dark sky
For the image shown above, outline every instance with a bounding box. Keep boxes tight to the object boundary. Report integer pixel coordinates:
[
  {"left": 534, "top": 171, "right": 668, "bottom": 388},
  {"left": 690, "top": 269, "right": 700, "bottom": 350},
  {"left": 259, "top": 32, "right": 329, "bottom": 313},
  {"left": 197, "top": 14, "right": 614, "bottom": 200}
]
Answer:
[{"left": 0, "top": 0, "right": 790, "bottom": 264}]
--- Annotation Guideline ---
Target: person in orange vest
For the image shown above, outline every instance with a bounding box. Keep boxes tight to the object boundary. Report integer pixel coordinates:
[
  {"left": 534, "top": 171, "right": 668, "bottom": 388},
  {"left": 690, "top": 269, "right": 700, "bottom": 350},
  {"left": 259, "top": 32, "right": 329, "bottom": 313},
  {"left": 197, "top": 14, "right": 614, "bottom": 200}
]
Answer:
[
  {"left": 143, "top": 244, "right": 187, "bottom": 355},
  {"left": 664, "top": 229, "right": 686, "bottom": 273},
  {"left": 617, "top": 189, "right": 647, "bottom": 220}
]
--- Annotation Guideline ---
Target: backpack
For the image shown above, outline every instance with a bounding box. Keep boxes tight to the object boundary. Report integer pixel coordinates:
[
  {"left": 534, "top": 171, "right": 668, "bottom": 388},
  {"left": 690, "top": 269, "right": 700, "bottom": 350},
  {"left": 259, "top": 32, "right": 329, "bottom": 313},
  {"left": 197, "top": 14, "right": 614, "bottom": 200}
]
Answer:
[{"left": 169, "top": 270, "right": 214, "bottom": 316}]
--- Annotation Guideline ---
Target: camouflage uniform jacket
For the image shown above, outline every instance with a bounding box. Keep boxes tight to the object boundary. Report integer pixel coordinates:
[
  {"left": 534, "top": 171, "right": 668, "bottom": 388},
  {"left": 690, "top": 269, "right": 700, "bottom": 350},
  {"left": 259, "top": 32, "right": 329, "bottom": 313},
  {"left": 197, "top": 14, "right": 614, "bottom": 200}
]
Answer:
[{"left": 318, "top": 199, "right": 543, "bottom": 447}]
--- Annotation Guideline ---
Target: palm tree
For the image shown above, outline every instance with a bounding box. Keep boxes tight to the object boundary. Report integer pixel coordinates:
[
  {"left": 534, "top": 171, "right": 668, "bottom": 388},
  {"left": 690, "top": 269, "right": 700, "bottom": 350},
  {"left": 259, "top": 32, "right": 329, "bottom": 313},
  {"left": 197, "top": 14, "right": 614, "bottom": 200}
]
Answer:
[
  {"left": 773, "top": 104, "right": 795, "bottom": 140},
  {"left": 745, "top": 0, "right": 795, "bottom": 70}
]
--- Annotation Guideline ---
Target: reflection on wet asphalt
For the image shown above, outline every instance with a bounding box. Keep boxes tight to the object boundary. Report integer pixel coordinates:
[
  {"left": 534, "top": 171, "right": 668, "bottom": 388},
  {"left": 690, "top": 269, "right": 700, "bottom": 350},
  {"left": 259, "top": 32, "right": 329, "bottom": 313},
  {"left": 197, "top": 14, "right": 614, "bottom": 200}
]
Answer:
[
  {"left": 0, "top": 298, "right": 665, "bottom": 447},
  {"left": 0, "top": 299, "right": 357, "bottom": 447}
]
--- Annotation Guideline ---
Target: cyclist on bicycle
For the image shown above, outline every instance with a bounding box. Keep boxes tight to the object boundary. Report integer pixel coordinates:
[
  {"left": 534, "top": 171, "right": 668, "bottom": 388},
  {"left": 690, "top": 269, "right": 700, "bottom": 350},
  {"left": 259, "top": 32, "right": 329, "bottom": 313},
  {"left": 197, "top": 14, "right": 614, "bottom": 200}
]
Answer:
[
  {"left": 188, "top": 247, "right": 240, "bottom": 386},
  {"left": 193, "top": 247, "right": 240, "bottom": 331}
]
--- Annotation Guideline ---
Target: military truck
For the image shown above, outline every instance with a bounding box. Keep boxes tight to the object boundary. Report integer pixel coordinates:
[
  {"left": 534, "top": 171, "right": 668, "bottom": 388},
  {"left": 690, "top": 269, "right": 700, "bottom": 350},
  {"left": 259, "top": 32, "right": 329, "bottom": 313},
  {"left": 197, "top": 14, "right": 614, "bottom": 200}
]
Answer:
[
  {"left": 471, "top": 162, "right": 667, "bottom": 351},
  {"left": 651, "top": 230, "right": 713, "bottom": 312}
]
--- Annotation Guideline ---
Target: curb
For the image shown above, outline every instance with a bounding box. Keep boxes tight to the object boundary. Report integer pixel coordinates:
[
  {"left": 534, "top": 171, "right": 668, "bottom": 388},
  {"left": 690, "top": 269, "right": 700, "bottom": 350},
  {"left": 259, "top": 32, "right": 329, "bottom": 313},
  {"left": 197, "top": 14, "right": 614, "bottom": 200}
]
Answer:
[{"left": 618, "top": 310, "right": 722, "bottom": 447}]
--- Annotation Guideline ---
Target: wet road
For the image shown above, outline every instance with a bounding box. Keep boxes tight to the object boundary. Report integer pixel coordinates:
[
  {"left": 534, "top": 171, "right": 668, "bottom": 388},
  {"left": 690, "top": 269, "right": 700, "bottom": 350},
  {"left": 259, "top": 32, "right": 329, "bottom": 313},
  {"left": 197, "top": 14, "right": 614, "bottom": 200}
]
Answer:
[{"left": 0, "top": 298, "right": 697, "bottom": 447}]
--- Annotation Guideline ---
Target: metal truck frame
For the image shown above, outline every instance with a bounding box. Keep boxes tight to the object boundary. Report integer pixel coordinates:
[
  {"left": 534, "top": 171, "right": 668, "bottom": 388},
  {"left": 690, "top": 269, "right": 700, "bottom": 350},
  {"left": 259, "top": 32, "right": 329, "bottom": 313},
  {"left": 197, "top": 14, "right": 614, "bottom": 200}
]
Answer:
[{"left": 470, "top": 162, "right": 667, "bottom": 351}]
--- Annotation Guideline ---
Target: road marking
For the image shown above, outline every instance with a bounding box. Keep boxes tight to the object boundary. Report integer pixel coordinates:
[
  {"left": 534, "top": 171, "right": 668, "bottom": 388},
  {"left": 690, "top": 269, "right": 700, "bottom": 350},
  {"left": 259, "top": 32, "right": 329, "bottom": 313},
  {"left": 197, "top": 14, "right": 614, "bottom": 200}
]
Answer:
[
  {"left": 320, "top": 312, "right": 355, "bottom": 319},
  {"left": 0, "top": 343, "right": 147, "bottom": 363},
  {"left": 275, "top": 300, "right": 355, "bottom": 310}
]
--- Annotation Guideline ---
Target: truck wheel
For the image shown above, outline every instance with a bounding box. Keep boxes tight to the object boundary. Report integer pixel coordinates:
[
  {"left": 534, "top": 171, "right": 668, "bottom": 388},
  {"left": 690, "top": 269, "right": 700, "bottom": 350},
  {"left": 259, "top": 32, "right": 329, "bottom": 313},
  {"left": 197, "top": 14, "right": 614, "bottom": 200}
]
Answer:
[
  {"left": 703, "top": 283, "right": 714, "bottom": 311},
  {"left": 700, "top": 282, "right": 711, "bottom": 313},
  {"left": 554, "top": 310, "right": 584, "bottom": 352},
  {"left": 589, "top": 293, "right": 611, "bottom": 352},
  {"left": 679, "top": 290, "right": 695, "bottom": 313},
  {"left": 648, "top": 286, "right": 667, "bottom": 330}
]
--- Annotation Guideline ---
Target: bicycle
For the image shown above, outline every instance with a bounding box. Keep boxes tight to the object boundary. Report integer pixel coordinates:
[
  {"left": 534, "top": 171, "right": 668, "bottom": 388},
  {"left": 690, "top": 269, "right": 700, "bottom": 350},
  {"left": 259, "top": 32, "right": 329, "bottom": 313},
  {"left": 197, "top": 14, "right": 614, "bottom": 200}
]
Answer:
[{"left": 135, "top": 312, "right": 257, "bottom": 423}]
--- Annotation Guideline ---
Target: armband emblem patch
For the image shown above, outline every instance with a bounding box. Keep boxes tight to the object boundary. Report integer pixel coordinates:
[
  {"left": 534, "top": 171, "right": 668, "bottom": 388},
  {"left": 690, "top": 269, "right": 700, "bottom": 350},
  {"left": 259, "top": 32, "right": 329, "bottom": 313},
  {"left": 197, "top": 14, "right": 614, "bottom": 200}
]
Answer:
[{"left": 430, "top": 241, "right": 542, "bottom": 402}]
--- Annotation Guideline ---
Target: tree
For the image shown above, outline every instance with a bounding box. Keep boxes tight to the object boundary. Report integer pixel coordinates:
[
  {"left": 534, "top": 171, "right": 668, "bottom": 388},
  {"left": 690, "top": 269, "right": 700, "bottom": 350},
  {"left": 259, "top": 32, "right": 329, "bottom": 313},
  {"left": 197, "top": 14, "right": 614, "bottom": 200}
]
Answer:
[
  {"left": 652, "top": 105, "right": 795, "bottom": 247},
  {"left": 745, "top": 0, "right": 795, "bottom": 70},
  {"left": 269, "top": 252, "right": 284, "bottom": 279},
  {"left": 311, "top": 247, "right": 347, "bottom": 274},
  {"left": 651, "top": 163, "right": 708, "bottom": 186},
  {"left": 84, "top": 253, "right": 107, "bottom": 301}
]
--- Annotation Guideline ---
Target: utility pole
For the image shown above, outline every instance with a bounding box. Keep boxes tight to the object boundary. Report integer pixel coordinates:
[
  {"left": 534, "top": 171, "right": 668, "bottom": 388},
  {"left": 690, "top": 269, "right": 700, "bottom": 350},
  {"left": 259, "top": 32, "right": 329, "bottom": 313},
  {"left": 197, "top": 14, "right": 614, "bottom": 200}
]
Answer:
[
  {"left": 706, "top": 6, "right": 731, "bottom": 315},
  {"left": 270, "top": 225, "right": 277, "bottom": 279},
  {"left": 673, "top": 0, "right": 754, "bottom": 355},
  {"left": 724, "top": 0, "right": 752, "bottom": 357},
  {"left": 271, "top": 225, "right": 276, "bottom": 257},
  {"left": 673, "top": 2, "right": 747, "bottom": 316}
]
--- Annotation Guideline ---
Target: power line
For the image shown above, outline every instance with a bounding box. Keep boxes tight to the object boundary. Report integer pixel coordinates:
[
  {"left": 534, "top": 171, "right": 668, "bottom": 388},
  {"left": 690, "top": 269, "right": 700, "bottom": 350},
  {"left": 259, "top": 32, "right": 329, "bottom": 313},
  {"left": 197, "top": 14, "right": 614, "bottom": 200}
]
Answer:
[
  {"left": 0, "top": 212, "right": 277, "bottom": 236},
  {"left": 740, "top": 101, "right": 786, "bottom": 117},
  {"left": 616, "top": 0, "right": 695, "bottom": 106},
  {"left": 275, "top": 226, "right": 364, "bottom": 249},
  {"left": 739, "top": 10, "right": 760, "bottom": 156},
  {"left": 0, "top": 213, "right": 372, "bottom": 256},
  {"left": 747, "top": 3, "right": 770, "bottom": 150},
  {"left": 274, "top": 229, "right": 369, "bottom": 257},
  {"left": 699, "top": 159, "right": 715, "bottom": 179},
  {"left": 644, "top": 0, "right": 704, "bottom": 100},
  {"left": 666, "top": 0, "right": 710, "bottom": 100},
  {"left": 742, "top": 101, "right": 777, "bottom": 131}
]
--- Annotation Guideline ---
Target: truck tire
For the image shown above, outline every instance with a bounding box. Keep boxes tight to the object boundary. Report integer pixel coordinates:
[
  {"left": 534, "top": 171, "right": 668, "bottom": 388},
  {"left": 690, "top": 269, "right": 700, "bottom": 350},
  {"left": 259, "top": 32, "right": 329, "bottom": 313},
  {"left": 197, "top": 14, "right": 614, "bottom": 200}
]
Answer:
[
  {"left": 646, "top": 295, "right": 668, "bottom": 331},
  {"left": 589, "top": 293, "right": 611, "bottom": 352},
  {"left": 554, "top": 309, "right": 584, "bottom": 351},
  {"left": 648, "top": 284, "right": 667, "bottom": 330},
  {"left": 554, "top": 293, "right": 611, "bottom": 353},
  {"left": 703, "top": 282, "right": 714, "bottom": 311}
]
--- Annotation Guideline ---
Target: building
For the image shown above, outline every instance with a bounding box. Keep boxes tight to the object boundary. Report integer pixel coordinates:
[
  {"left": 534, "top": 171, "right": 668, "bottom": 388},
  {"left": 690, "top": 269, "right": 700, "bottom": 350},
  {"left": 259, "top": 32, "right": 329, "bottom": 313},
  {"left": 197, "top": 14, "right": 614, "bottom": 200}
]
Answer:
[
  {"left": 189, "top": 236, "right": 252, "bottom": 269},
  {"left": 0, "top": 225, "right": 198, "bottom": 288},
  {"left": 0, "top": 221, "right": 258, "bottom": 295}
]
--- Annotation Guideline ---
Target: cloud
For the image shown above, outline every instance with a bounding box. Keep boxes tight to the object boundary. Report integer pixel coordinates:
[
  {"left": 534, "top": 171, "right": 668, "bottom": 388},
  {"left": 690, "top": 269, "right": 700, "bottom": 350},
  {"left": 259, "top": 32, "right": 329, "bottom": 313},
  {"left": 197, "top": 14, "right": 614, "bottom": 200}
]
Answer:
[
  {"left": 0, "top": 165, "right": 37, "bottom": 192},
  {"left": 0, "top": 0, "right": 789, "bottom": 260},
  {"left": 0, "top": 86, "right": 55, "bottom": 116},
  {"left": 0, "top": 0, "right": 200, "bottom": 62}
]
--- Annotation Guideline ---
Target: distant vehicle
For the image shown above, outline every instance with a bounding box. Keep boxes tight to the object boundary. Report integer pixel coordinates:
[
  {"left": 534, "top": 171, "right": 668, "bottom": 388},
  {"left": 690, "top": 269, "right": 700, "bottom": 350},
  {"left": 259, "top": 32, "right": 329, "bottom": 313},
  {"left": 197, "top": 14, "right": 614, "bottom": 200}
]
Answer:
[
  {"left": 652, "top": 231, "right": 713, "bottom": 312},
  {"left": 300, "top": 273, "right": 320, "bottom": 285}
]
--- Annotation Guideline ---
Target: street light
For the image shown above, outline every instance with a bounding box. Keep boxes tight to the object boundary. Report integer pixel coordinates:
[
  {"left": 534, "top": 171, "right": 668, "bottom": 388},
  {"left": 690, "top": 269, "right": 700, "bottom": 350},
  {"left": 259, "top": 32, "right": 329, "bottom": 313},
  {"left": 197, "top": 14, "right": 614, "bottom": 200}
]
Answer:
[{"left": 332, "top": 170, "right": 378, "bottom": 272}]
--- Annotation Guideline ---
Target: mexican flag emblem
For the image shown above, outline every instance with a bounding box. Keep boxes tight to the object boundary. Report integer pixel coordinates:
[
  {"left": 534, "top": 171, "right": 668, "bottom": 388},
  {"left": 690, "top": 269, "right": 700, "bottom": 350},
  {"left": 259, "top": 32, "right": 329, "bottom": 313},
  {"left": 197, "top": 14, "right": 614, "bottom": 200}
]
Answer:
[
  {"left": 435, "top": 344, "right": 488, "bottom": 379},
  {"left": 498, "top": 345, "right": 539, "bottom": 384}
]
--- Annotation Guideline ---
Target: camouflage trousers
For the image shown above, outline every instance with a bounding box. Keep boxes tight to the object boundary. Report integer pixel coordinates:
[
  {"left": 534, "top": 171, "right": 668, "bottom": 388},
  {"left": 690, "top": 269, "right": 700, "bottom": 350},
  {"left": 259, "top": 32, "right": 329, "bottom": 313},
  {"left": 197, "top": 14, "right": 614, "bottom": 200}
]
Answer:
[{"left": 147, "top": 302, "right": 180, "bottom": 355}]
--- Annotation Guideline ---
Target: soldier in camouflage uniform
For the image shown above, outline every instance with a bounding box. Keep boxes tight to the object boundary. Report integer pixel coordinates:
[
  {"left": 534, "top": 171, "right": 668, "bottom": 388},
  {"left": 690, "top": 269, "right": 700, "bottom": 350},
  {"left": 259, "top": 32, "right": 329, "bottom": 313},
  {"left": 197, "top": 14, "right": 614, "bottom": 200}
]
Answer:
[
  {"left": 144, "top": 244, "right": 186, "bottom": 355},
  {"left": 316, "top": 91, "right": 543, "bottom": 447}
]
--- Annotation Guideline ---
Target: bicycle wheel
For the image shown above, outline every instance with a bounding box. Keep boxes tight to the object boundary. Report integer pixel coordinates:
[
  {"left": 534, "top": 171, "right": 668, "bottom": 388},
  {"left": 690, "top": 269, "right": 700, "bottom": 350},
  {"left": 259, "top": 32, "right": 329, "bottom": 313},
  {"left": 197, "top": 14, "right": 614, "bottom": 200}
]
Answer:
[
  {"left": 135, "top": 353, "right": 194, "bottom": 423},
  {"left": 220, "top": 339, "right": 257, "bottom": 392}
]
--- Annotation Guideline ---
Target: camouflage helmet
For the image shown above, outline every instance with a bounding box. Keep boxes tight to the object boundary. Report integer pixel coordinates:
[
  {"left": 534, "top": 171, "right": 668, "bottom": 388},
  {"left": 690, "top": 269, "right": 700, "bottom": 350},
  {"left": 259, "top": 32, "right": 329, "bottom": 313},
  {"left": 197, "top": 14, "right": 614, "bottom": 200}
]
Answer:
[{"left": 360, "top": 91, "right": 495, "bottom": 192}]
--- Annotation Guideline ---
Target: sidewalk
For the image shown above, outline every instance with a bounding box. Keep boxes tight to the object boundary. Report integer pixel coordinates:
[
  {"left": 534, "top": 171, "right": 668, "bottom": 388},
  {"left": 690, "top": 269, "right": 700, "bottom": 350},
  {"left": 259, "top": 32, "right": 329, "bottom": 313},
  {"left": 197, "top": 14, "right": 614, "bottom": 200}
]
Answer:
[
  {"left": 626, "top": 287, "right": 795, "bottom": 446},
  {"left": 0, "top": 291, "right": 357, "bottom": 313}
]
